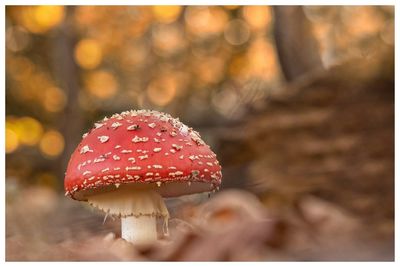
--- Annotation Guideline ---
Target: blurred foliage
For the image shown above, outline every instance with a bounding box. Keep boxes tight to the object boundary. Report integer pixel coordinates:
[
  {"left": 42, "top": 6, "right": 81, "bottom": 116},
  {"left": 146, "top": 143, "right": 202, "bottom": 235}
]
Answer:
[{"left": 5, "top": 6, "right": 394, "bottom": 192}]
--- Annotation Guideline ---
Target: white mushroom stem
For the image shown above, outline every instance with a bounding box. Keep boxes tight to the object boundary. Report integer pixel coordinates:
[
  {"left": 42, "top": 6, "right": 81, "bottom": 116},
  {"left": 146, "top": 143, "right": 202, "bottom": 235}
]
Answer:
[
  {"left": 87, "top": 187, "right": 169, "bottom": 246},
  {"left": 121, "top": 215, "right": 157, "bottom": 244}
]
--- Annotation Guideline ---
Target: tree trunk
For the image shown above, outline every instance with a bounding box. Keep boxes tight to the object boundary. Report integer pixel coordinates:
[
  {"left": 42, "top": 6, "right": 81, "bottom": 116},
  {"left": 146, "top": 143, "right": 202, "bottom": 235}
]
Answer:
[
  {"left": 50, "top": 6, "right": 84, "bottom": 186},
  {"left": 273, "top": 6, "right": 324, "bottom": 82}
]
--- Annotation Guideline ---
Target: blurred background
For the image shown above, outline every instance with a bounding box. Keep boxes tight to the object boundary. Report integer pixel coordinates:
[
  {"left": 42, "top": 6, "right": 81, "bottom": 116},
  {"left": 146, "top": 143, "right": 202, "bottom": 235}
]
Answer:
[{"left": 5, "top": 6, "right": 394, "bottom": 261}]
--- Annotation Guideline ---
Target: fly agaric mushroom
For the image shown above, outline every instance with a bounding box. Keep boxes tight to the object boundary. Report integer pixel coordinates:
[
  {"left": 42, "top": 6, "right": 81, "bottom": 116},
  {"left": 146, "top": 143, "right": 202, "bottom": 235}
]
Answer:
[{"left": 64, "top": 110, "right": 222, "bottom": 245}]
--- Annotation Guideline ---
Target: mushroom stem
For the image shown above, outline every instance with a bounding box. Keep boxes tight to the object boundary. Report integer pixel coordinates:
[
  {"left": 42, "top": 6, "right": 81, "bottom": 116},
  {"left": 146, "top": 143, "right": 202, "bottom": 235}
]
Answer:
[
  {"left": 121, "top": 215, "right": 157, "bottom": 245},
  {"left": 87, "top": 187, "right": 169, "bottom": 246}
]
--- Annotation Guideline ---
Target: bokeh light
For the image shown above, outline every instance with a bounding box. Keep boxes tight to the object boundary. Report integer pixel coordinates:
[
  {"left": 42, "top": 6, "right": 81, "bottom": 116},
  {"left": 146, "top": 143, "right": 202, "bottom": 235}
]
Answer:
[
  {"left": 246, "top": 38, "right": 279, "bottom": 80},
  {"left": 17, "top": 6, "right": 65, "bottom": 34},
  {"left": 84, "top": 70, "right": 118, "bottom": 99},
  {"left": 6, "top": 116, "right": 45, "bottom": 152},
  {"left": 196, "top": 56, "right": 226, "bottom": 85},
  {"left": 43, "top": 87, "right": 67, "bottom": 113},
  {"left": 152, "top": 23, "right": 186, "bottom": 56},
  {"left": 185, "top": 7, "right": 229, "bottom": 38},
  {"left": 39, "top": 130, "right": 65, "bottom": 158},
  {"left": 17, "top": 117, "right": 44, "bottom": 146},
  {"left": 119, "top": 40, "right": 150, "bottom": 69},
  {"left": 74, "top": 38, "right": 103, "bottom": 69},
  {"left": 127, "top": 7, "right": 153, "bottom": 38},
  {"left": 242, "top": 6, "right": 272, "bottom": 30},
  {"left": 224, "top": 19, "right": 251, "bottom": 46},
  {"left": 6, "top": 128, "right": 19, "bottom": 154},
  {"left": 34, "top": 6, "right": 65, "bottom": 30},
  {"left": 74, "top": 6, "right": 101, "bottom": 27},
  {"left": 146, "top": 74, "right": 178, "bottom": 107},
  {"left": 7, "top": 55, "right": 35, "bottom": 82},
  {"left": 152, "top": 6, "right": 182, "bottom": 23}
]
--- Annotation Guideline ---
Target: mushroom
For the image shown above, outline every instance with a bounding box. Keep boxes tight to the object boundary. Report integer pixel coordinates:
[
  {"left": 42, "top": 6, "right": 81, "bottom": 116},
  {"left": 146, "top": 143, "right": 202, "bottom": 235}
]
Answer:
[{"left": 64, "top": 110, "right": 222, "bottom": 246}]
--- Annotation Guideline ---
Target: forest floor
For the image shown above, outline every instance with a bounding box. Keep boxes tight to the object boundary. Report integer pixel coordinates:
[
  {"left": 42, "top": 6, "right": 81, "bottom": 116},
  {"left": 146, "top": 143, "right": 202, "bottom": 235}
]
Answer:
[{"left": 6, "top": 185, "right": 393, "bottom": 261}]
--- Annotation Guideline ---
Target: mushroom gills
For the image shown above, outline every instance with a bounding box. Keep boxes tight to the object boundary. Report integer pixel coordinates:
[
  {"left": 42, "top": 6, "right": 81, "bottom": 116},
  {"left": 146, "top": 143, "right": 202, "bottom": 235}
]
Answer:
[{"left": 87, "top": 187, "right": 169, "bottom": 245}]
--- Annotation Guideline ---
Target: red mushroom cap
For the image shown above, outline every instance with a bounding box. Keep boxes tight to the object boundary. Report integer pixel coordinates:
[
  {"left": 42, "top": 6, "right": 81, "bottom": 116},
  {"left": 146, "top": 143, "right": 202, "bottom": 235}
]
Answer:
[{"left": 64, "top": 110, "right": 222, "bottom": 200}]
